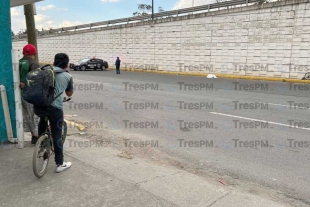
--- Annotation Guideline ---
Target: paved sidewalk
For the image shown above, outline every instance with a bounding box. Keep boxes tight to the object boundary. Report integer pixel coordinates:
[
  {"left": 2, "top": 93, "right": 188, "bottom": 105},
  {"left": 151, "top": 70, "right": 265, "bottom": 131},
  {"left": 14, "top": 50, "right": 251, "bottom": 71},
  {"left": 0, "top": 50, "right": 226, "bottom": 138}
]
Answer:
[{"left": 0, "top": 134, "right": 303, "bottom": 207}]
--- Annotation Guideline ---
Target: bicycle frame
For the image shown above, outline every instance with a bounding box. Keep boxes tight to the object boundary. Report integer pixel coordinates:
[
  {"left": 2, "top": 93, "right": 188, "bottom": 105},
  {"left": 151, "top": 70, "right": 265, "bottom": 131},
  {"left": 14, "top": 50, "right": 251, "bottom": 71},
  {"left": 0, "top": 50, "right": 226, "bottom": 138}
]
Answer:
[
  {"left": 33, "top": 96, "right": 71, "bottom": 178},
  {"left": 40, "top": 117, "right": 55, "bottom": 158}
]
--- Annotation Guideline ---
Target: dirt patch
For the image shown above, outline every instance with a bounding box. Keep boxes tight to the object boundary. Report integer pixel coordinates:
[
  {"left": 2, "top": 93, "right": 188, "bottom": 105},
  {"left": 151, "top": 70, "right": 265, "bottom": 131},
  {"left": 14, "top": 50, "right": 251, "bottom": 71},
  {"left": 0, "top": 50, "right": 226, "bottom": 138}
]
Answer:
[{"left": 65, "top": 117, "right": 309, "bottom": 207}]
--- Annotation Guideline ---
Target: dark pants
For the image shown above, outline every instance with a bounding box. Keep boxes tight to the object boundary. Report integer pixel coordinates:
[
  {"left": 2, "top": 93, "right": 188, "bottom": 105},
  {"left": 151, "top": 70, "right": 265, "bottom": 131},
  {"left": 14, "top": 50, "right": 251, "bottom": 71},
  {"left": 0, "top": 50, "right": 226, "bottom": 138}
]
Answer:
[
  {"left": 116, "top": 66, "right": 120, "bottom": 74},
  {"left": 34, "top": 106, "right": 64, "bottom": 166}
]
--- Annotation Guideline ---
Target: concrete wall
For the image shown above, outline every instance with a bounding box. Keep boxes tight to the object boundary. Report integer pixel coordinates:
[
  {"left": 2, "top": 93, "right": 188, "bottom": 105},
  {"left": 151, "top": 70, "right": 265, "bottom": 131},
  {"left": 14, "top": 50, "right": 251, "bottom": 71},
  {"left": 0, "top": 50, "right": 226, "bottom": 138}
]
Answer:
[
  {"left": 13, "top": 0, "right": 310, "bottom": 79},
  {"left": 1, "top": 0, "right": 16, "bottom": 142}
]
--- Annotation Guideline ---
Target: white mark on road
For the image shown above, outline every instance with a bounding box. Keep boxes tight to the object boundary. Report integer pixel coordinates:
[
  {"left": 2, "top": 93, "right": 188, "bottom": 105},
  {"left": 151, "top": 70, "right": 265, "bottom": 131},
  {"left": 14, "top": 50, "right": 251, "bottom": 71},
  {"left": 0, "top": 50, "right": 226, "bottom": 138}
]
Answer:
[
  {"left": 210, "top": 112, "right": 310, "bottom": 131},
  {"left": 258, "top": 102, "right": 310, "bottom": 110}
]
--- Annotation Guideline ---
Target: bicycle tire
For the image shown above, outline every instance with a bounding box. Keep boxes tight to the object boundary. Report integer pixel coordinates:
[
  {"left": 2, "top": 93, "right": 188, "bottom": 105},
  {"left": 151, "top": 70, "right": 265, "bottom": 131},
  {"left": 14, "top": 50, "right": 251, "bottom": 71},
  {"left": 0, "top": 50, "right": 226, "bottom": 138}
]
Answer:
[
  {"left": 62, "top": 121, "right": 67, "bottom": 144},
  {"left": 32, "top": 135, "right": 50, "bottom": 178}
]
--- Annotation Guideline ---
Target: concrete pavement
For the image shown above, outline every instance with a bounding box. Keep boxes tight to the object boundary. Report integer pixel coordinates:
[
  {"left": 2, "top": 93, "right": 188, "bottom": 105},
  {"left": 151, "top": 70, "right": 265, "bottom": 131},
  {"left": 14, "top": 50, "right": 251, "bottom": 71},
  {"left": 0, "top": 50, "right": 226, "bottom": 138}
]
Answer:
[{"left": 0, "top": 134, "right": 300, "bottom": 207}]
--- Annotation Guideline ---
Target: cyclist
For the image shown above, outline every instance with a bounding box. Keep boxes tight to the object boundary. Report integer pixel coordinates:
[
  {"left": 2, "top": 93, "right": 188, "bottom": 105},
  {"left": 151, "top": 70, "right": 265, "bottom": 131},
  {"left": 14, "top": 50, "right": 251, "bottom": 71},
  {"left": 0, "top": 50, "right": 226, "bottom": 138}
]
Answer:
[{"left": 34, "top": 53, "right": 74, "bottom": 173}]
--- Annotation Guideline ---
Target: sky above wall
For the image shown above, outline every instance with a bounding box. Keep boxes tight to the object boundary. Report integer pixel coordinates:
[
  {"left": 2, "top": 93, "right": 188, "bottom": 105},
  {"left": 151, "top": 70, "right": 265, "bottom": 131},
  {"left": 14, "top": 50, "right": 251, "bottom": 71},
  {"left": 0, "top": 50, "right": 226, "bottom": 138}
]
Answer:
[{"left": 10, "top": 0, "right": 220, "bottom": 33}]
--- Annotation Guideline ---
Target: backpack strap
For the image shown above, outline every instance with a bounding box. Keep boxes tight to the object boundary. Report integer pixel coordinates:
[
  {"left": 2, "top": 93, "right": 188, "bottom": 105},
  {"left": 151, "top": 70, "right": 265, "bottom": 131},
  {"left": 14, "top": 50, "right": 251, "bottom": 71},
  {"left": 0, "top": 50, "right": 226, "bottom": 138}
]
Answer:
[
  {"left": 41, "top": 64, "right": 53, "bottom": 70},
  {"left": 54, "top": 70, "right": 66, "bottom": 73},
  {"left": 51, "top": 67, "right": 66, "bottom": 103},
  {"left": 41, "top": 64, "right": 66, "bottom": 73},
  {"left": 52, "top": 91, "right": 64, "bottom": 103}
]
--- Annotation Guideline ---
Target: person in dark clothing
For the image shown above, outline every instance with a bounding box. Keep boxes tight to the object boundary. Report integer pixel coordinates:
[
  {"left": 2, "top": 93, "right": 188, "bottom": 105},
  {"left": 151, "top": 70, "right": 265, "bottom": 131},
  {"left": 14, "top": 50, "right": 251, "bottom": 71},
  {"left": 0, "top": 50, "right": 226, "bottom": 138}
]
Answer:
[
  {"left": 115, "top": 57, "right": 121, "bottom": 74},
  {"left": 19, "top": 44, "right": 40, "bottom": 144},
  {"left": 34, "top": 53, "right": 74, "bottom": 173}
]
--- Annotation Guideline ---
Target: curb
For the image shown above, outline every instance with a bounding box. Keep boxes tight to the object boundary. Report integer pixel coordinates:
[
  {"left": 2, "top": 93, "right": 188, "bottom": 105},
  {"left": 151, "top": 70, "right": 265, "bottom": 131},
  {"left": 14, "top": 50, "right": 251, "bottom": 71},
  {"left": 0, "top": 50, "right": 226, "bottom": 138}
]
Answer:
[
  {"left": 118, "top": 68, "right": 310, "bottom": 84},
  {"left": 40, "top": 62, "right": 53, "bottom": 66},
  {"left": 39, "top": 62, "right": 310, "bottom": 84},
  {"left": 214, "top": 74, "right": 310, "bottom": 83}
]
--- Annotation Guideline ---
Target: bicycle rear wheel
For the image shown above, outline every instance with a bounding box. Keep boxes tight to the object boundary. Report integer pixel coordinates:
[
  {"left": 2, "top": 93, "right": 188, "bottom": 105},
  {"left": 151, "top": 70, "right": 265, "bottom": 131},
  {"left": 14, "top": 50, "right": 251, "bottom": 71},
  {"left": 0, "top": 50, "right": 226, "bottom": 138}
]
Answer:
[{"left": 33, "top": 135, "right": 51, "bottom": 178}]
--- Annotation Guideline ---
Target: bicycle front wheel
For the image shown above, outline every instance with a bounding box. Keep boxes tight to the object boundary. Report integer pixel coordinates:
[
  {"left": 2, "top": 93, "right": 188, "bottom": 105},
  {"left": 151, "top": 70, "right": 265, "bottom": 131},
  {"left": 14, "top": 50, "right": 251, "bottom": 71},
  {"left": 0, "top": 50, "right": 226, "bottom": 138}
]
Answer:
[{"left": 33, "top": 135, "right": 51, "bottom": 178}]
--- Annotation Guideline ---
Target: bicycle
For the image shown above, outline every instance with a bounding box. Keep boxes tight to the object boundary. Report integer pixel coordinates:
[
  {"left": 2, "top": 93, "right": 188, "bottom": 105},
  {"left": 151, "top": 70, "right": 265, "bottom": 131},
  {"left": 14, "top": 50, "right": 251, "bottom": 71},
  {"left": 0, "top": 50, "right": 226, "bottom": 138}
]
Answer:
[{"left": 32, "top": 97, "right": 71, "bottom": 178}]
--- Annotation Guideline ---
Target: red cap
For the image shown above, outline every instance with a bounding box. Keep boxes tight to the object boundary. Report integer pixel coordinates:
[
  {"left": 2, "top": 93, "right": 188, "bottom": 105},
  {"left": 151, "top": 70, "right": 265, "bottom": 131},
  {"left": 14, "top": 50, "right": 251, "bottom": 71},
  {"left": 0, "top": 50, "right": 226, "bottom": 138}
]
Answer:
[{"left": 23, "top": 44, "right": 36, "bottom": 55}]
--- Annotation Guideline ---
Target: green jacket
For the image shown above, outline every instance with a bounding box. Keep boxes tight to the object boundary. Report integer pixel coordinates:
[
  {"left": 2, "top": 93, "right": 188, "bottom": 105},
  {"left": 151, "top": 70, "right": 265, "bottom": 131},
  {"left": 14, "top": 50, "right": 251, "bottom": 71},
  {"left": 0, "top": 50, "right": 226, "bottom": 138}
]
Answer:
[{"left": 19, "top": 56, "right": 39, "bottom": 83}]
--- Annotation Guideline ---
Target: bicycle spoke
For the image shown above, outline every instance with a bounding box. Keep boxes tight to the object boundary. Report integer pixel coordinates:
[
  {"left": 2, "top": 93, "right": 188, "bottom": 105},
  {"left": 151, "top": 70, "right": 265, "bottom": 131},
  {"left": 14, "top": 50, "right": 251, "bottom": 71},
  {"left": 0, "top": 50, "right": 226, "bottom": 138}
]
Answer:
[{"left": 33, "top": 136, "right": 51, "bottom": 178}]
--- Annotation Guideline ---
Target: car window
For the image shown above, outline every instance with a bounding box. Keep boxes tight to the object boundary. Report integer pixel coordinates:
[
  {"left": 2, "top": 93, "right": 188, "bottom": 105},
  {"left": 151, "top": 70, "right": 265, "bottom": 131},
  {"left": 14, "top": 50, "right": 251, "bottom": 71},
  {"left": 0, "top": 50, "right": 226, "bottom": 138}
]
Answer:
[{"left": 80, "top": 59, "right": 89, "bottom": 63}]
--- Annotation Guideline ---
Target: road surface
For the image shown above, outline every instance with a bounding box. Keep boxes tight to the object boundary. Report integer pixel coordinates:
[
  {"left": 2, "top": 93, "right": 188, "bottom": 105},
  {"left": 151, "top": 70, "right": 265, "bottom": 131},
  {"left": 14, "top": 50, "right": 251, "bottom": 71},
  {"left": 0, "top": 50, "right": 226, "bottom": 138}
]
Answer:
[{"left": 65, "top": 70, "right": 310, "bottom": 204}]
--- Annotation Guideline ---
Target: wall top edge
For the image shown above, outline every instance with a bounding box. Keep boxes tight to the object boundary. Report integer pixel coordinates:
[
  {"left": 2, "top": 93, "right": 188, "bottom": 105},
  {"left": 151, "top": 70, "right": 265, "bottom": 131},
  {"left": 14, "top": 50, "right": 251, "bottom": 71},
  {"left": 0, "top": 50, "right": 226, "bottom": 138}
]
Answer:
[{"left": 12, "top": 0, "right": 310, "bottom": 42}]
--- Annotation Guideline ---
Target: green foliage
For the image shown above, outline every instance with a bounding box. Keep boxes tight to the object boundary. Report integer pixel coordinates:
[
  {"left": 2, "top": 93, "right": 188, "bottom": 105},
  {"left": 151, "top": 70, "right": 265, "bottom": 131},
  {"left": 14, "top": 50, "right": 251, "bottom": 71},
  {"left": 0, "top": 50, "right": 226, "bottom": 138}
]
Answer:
[{"left": 133, "top": 4, "right": 164, "bottom": 16}]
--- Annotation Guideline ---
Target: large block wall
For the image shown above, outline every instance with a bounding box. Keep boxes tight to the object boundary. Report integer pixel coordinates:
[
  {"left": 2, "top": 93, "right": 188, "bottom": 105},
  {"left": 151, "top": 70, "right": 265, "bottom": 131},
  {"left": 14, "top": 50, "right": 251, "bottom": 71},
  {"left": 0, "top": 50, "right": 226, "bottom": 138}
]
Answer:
[{"left": 13, "top": 0, "right": 310, "bottom": 79}]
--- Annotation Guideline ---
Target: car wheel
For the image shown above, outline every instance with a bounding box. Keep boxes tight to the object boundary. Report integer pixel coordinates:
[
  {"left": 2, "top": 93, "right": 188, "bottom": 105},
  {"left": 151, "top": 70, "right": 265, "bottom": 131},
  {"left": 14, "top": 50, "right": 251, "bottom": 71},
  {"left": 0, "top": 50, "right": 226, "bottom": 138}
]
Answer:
[
  {"left": 101, "top": 65, "right": 106, "bottom": 71},
  {"left": 81, "top": 66, "right": 86, "bottom": 71}
]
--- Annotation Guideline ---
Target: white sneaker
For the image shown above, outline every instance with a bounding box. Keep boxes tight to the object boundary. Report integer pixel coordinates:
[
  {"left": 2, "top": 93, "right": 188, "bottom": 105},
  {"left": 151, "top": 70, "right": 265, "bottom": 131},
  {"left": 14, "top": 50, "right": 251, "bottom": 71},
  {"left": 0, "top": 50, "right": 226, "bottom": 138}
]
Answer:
[{"left": 55, "top": 162, "right": 72, "bottom": 173}]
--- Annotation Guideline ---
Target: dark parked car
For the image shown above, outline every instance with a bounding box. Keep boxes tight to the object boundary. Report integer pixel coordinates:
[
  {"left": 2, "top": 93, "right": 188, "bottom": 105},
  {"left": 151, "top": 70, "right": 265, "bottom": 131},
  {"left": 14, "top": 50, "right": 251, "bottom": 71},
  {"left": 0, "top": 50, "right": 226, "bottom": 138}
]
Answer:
[{"left": 70, "top": 58, "right": 109, "bottom": 71}]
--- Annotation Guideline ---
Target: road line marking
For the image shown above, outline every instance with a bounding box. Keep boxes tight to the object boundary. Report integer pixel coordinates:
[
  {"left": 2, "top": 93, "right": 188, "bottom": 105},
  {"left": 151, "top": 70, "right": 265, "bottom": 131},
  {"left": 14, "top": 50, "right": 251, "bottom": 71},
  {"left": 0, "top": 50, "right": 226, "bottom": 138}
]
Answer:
[
  {"left": 209, "top": 112, "right": 310, "bottom": 131},
  {"left": 258, "top": 102, "right": 310, "bottom": 110}
]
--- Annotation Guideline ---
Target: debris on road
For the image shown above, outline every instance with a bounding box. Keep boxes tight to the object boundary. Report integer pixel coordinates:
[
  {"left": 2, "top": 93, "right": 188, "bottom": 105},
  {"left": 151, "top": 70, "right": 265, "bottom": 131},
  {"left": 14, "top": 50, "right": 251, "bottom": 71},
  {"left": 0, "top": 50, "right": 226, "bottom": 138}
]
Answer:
[
  {"left": 117, "top": 149, "right": 133, "bottom": 159},
  {"left": 65, "top": 119, "right": 85, "bottom": 131},
  {"left": 219, "top": 180, "right": 226, "bottom": 185},
  {"left": 207, "top": 74, "right": 217, "bottom": 78},
  {"left": 64, "top": 115, "right": 78, "bottom": 117}
]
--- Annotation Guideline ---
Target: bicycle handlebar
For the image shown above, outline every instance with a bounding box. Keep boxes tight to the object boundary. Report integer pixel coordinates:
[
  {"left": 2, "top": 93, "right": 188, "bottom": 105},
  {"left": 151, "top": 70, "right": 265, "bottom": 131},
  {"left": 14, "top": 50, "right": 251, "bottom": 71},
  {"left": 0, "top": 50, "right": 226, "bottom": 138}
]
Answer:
[{"left": 63, "top": 96, "right": 72, "bottom": 102}]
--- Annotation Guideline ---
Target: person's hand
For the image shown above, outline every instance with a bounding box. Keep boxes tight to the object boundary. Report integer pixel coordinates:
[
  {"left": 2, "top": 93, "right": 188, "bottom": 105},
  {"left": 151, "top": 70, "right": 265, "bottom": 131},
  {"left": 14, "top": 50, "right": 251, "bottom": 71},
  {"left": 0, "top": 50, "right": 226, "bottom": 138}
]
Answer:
[
  {"left": 63, "top": 96, "right": 72, "bottom": 102},
  {"left": 19, "top": 82, "right": 25, "bottom": 89}
]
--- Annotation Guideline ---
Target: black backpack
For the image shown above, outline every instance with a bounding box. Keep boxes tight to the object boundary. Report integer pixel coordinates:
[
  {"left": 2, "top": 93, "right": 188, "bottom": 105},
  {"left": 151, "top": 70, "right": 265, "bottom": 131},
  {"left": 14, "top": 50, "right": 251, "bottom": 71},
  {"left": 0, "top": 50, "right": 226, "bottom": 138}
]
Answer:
[{"left": 22, "top": 65, "right": 65, "bottom": 106}]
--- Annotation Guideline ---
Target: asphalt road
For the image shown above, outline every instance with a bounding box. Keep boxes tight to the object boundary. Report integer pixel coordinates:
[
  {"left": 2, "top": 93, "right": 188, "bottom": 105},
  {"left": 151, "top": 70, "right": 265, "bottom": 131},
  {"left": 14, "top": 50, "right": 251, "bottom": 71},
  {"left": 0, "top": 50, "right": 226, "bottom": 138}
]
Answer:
[{"left": 65, "top": 69, "right": 310, "bottom": 204}]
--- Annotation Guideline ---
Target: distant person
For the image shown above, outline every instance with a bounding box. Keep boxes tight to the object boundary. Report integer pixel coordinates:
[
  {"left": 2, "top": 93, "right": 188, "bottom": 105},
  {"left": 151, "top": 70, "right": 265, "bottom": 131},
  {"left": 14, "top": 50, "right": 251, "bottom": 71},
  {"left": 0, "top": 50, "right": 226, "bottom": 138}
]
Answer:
[
  {"left": 19, "top": 44, "right": 39, "bottom": 144},
  {"left": 115, "top": 57, "right": 121, "bottom": 74}
]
